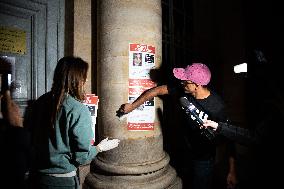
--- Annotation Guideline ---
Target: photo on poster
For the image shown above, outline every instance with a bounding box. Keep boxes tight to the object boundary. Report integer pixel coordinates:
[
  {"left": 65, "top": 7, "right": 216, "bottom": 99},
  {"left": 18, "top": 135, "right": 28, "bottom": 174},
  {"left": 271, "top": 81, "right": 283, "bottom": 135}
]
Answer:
[
  {"left": 145, "top": 99, "right": 154, "bottom": 106},
  {"left": 133, "top": 53, "right": 142, "bottom": 66},
  {"left": 144, "top": 53, "right": 154, "bottom": 64},
  {"left": 87, "top": 105, "right": 97, "bottom": 116}
]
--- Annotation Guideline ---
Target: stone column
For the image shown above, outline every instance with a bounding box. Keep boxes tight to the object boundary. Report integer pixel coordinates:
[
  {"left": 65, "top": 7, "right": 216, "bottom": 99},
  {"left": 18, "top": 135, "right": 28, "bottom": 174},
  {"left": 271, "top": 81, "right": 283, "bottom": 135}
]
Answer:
[{"left": 85, "top": 0, "right": 182, "bottom": 188}]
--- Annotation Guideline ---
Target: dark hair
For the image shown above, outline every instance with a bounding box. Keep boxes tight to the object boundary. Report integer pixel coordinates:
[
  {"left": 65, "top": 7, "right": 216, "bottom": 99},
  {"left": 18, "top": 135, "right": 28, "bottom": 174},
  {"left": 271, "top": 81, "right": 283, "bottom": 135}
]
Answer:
[{"left": 50, "top": 56, "right": 89, "bottom": 126}]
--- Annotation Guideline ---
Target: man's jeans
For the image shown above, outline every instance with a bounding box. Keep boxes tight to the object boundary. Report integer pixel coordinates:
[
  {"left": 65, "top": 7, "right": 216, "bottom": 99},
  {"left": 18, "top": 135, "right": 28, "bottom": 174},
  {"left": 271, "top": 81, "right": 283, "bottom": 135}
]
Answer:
[{"left": 192, "top": 158, "right": 214, "bottom": 189}]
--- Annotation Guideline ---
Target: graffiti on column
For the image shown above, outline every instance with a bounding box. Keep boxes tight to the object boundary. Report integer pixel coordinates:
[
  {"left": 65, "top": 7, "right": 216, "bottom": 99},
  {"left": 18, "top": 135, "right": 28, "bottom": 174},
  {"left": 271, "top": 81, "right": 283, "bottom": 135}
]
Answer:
[{"left": 127, "top": 43, "right": 156, "bottom": 131}]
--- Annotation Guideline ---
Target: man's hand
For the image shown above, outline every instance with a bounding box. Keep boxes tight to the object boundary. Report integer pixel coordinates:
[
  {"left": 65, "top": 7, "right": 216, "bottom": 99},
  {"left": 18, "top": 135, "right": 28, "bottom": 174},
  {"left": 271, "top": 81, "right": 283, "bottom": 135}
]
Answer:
[
  {"left": 116, "top": 103, "right": 135, "bottom": 119},
  {"left": 227, "top": 165, "right": 238, "bottom": 189},
  {"left": 1, "top": 90, "right": 23, "bottom": 127},
  {"left": 118, "top": 103, "right": 134, "bottom": 114}
]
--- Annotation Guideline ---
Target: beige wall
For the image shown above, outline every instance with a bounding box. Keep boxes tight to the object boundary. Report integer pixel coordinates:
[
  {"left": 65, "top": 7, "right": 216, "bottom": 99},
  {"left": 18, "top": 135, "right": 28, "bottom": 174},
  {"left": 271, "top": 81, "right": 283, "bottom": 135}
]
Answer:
[
  {"left": 73, "top": 0, "right": 92, "bottom": 187},
  {"left": 74, "top": 0, "right": 92, "bottom": 93}
]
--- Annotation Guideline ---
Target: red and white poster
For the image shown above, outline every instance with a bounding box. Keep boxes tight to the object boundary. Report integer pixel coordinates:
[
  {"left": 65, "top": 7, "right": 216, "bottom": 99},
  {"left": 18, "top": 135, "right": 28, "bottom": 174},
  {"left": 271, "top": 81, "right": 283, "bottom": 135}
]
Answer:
[
  {"left": 83, "top": 94, "right": 99, "bottom": 144},
  {"left": 127, "top": 43, "right": 156, "bottom": 131}
]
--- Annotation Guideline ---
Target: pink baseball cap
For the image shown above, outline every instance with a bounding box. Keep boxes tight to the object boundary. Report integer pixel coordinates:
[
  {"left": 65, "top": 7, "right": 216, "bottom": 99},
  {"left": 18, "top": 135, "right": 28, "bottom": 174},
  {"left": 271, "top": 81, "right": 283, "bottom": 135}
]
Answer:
[{"left": 173, "top": 63, "right": 211, "bottom": 85}]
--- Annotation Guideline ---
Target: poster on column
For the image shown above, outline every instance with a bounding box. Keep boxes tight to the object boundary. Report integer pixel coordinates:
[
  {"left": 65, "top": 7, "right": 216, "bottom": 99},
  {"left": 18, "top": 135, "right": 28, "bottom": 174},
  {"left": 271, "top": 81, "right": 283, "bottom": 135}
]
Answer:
[
  {"left": 127, "top": 43, "right": 156, "bottom": 131},
  {"left": 83, "top": 94, "right": 99, "bottom": 144}
]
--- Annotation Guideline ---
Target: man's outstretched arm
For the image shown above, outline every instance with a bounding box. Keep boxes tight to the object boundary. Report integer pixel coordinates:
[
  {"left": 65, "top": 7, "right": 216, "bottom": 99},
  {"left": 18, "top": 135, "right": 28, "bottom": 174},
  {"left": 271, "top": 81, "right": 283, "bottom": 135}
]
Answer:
[{"left": 118, "top": 85, "right": 169, "bottom": 114}]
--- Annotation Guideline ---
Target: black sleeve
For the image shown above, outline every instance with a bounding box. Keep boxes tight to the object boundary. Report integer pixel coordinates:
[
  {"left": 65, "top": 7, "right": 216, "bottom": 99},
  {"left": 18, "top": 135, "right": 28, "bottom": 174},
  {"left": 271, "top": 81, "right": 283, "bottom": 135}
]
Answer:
[
  {"left": 1, "top": 126, "right": 32, "bottom": 185},
  {"left": 217, "top": 122, "right": 264, "bottom": 146}
]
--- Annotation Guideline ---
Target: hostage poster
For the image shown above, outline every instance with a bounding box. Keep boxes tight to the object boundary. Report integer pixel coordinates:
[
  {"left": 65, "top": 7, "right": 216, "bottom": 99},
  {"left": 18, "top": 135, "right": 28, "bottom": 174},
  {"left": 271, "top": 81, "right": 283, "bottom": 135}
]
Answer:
[
  {"left": 127, "top": 43, "right": 156, "bottom": 131},
  {"left": 83, "top": 94, "right": 99, "bottom": 144}
]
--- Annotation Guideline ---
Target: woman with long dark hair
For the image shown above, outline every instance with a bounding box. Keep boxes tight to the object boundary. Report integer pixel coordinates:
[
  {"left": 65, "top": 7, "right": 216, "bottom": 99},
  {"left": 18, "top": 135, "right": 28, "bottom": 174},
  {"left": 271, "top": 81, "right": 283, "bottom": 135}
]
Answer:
[{"left": 28, "top": 56, "right": 119, "bottom": 189}]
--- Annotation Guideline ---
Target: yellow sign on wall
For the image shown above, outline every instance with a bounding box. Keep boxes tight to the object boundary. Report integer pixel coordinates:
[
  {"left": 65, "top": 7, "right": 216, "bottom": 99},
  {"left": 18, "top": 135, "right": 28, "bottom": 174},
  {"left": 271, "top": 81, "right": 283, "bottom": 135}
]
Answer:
[{"left": 0, "top": 26, "right": 26, "bottom": 55}]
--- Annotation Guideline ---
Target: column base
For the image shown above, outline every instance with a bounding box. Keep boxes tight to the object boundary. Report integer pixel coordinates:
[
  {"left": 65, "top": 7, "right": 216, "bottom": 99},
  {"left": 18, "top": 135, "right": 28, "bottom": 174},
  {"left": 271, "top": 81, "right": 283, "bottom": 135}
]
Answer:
[{"left": 83, "top": 165, "right": 182, "bottom": 189}]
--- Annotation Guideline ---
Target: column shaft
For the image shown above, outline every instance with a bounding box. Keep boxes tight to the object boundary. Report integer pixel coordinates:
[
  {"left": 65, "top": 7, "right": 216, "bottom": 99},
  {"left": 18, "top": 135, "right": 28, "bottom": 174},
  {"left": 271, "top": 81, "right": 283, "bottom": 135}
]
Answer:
[{"left": 85, "top": 1, "right": 182, "bottom": 188}]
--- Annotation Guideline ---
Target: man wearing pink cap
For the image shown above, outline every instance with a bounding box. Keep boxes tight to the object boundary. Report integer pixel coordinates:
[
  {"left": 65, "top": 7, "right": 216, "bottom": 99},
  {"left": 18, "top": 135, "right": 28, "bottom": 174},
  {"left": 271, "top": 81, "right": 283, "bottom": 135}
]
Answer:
[{"left": 118, "top": 63, "right": 237, "bottom": 189}]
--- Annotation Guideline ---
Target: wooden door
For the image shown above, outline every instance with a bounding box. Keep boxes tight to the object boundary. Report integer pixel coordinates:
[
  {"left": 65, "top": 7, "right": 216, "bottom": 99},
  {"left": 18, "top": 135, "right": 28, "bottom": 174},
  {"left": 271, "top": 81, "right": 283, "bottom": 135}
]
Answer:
[{"left": 0, "top": 0, "right": 65, "bottom": 113}]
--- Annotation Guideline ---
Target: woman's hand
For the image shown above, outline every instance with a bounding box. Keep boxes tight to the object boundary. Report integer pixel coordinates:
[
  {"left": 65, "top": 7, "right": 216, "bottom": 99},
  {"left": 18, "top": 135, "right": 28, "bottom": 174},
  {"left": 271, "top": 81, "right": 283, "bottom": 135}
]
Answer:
[
  {"left": 96, "top": 137, "right": 120, "bottom": 152},
  {"left": 1, "top": 90, "right": 23, "bottom": 127},
  {"left": 202, "top": 119, "right": 219, "bottom": 131}
]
